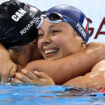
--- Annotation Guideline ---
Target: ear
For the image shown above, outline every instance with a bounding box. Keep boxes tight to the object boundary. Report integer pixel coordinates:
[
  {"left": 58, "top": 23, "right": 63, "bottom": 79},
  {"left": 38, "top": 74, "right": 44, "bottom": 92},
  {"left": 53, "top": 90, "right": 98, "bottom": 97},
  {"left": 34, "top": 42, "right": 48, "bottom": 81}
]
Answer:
[
  {"left": 81, "top": 41, "right": 86, "bottom": 49},
  {"left": 28, "top": 41, "right": 34, "bottom": 47},
  {"left": 28, "top": 39, "right": 37, "bottom": 48}
]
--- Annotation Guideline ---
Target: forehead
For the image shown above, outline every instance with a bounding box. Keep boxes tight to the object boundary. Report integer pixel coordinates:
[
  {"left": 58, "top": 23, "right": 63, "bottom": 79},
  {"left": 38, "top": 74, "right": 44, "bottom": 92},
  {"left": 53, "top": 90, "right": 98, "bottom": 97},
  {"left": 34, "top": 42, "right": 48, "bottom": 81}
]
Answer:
[{"left": 39, "top": 18, "right": 72, "bottom": 30}]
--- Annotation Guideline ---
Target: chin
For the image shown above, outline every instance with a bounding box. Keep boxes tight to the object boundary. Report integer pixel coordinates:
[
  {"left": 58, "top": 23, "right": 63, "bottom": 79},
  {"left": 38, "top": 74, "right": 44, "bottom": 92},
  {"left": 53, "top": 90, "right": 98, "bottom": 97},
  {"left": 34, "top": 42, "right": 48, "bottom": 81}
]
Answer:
[
  {"left": 45, "top": 55, "right": 63, "bottom": 60},
  {"left": 46, "top": 57, "right": 59, "bottom": 60}
]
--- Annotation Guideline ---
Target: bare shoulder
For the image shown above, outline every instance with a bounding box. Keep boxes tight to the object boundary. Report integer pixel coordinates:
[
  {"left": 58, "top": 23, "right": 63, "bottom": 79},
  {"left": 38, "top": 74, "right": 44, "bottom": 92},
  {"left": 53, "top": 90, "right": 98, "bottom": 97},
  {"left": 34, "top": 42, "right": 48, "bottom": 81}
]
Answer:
[
  {"left": 91, "top": 59, "right": 105, "bottom": 72},
  {"left": 85, "top": 42, "right": 105, "bottom": 53},
  {"left": 87, "top": 42, "right": 105, "bottom": 47}
]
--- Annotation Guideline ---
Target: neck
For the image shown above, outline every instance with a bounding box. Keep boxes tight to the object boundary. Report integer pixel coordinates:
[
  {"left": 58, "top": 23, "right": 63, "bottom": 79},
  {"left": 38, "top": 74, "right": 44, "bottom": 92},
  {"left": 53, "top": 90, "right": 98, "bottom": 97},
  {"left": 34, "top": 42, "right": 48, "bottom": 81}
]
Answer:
[
  {"left": 9, "top": 47, "right": 32, "bottom": 68},
  {"left": 9, "top": 45, "right": 43, "bottom": 68},
  {"left": 30, "top": 45, "right": 43, "bottom": 61}
]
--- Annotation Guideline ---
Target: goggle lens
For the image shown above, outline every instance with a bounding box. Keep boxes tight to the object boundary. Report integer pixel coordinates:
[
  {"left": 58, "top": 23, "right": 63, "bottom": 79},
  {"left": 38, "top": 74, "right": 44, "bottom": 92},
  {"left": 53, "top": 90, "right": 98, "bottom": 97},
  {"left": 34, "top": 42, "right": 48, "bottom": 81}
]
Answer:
[
  {"left": 48, "top": 13, "right": 63, "bottom": 21},
  {"left": 36, "top": 12, "right": 68, "bottom": 29}
]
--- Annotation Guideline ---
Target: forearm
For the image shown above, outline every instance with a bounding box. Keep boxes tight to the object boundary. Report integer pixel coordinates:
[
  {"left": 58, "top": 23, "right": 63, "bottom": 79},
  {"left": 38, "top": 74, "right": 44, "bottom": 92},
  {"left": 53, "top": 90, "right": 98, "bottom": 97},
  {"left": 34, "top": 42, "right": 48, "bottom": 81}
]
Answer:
[
  {"left": 25, "top": 43, "right": 105, "bottom": 84},
  {"left": 63, "top": 60, "right": 105, "bottom": 89},
  {"left": 0, "top": 43, "right": 10, "bottom": 58},
  {"left": 0, "top": 43, "right": 17, "bottom": 82},
  {"left": 24, "top": 52, "right": 98, "bottom": 84}
]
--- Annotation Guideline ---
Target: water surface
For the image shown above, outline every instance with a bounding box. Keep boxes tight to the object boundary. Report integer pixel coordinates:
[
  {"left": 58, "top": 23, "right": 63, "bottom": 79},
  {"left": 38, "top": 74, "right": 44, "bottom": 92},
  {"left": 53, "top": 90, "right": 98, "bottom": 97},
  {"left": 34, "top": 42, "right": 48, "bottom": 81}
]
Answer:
[{"left": 0, "top": 83, "right": 105, "bottom": 105}]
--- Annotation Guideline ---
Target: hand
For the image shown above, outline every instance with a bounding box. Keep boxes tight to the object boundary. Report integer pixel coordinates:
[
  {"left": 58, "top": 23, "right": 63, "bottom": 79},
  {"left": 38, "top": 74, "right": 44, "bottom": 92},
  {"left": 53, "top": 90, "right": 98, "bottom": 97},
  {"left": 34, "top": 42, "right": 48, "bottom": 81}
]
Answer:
[
  {"left": 13, "top": 69, "right": 55, "bottom": 85},
  {"left": 0, "top": 59, "right": 17, "bottom": 82},
  {"left": 0, "top": 43, "right": 17, "bottom": 82}
]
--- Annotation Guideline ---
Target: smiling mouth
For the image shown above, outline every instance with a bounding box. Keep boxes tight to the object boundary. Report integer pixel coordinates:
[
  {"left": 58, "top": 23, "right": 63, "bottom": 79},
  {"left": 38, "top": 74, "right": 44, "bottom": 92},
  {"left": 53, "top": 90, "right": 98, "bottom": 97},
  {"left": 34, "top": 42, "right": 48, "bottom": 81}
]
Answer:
[{"left": 44, "top": 48, "right": 59, "bottom": 57}]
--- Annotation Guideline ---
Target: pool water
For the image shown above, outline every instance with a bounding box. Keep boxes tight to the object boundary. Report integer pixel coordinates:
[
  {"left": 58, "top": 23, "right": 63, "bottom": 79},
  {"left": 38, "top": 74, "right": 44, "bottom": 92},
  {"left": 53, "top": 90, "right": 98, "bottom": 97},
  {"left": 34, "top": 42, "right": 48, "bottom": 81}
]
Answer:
[{"left": 0, "top": 83, "right": 105, "bottom": 105}]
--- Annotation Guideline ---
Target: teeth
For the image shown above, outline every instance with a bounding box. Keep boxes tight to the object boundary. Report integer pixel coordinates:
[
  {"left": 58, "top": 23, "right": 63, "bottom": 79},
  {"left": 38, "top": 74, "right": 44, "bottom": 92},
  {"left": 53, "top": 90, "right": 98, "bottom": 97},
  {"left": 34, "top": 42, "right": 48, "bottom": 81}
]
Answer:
[{"left": 44, "top": 49, "right": 57, "bottom": 54}]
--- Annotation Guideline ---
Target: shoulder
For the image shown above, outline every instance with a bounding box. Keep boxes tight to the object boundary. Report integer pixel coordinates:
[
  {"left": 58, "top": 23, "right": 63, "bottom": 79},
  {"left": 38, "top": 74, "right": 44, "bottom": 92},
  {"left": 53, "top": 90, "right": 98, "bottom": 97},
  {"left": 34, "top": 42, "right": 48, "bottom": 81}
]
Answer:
[
  {"left": 85, "top": 42, "right": 105, "bottom": 53},
  {"left": 91, "top": 59, "right": 105, "bottom": 72},
  {"left": 87, "top": 42, "right": 105, "bottom": 47}
]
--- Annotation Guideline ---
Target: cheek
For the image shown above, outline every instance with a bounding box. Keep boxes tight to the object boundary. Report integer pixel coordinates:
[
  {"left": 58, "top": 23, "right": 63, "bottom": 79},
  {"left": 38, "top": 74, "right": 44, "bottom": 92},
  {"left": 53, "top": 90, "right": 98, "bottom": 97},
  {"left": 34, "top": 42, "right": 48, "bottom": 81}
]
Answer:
[
  {"left": 51, "top": 35, "right": 66, "bottom": 46},
  {"left": 55, "top": 36, "right": 75, "bottom": 53},
  {"left": 37, "top": 39, "right": 42, "bottom": 50},
  {"left": 53, "top": 38, "right": 65, "bottom": 50},
  {"left": 52, "top": 36, "right": 71, "bottom": 56}
]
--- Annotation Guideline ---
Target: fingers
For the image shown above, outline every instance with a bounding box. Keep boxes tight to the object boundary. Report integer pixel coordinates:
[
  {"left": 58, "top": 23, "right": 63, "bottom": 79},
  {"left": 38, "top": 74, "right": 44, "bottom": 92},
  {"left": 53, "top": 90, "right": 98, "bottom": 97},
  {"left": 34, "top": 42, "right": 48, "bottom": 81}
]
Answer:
[
  {"left": 1, "top": 66, "right": 12, "bottom": 82},
  {"left": 9, "top": 78, "right": 23, "bottom": 83},
  {"left": 21, "top": 69, "right": 38, "bottom": 80},
  {"left": 16, "top": 73, "right": 33, "bottom": 83},
  {"left": 33, "top": 71, "right": 55, "bottom": 85},
  {"left": 34, "top": 71, "right": 51, "bottom": 79},
  {"left": 15, "top": 69, "right": 55, "bottom": 85},
  {"left": 9, "top": 64, "right": 17, "bottom": 77},
  {"left": 1, "top": 64, "right": 17, "bottom": 82},
  {"left": 13, "top": 69, "right": 39, "bottom": 84}
]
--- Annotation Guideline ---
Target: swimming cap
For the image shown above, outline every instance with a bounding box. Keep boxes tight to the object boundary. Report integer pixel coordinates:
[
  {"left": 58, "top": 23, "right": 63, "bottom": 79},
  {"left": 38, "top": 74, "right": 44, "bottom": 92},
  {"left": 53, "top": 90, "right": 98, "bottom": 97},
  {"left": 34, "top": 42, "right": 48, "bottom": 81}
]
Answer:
[
  {"left": 45, "top": 4, "right": 89, "bottom": 43},
  {"left": 0, "top": 0, "right": 41, "bottom": 49}
]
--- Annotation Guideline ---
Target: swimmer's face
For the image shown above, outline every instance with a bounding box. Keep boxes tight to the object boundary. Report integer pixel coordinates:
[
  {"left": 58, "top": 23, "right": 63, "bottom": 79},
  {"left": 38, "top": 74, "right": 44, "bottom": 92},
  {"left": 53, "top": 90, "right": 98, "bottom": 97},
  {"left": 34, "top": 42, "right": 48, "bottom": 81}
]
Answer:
[{"left": 38, "top": 19, "right": 83, "bottom": 60}]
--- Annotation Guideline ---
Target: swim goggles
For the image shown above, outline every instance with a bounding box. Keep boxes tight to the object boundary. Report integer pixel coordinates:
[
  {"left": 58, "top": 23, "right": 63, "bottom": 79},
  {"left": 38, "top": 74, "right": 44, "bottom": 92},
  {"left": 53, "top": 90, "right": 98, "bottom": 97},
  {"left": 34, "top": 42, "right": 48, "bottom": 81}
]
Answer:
[{"left": 36, "top": 12, "right": 69, "bottom": 29}]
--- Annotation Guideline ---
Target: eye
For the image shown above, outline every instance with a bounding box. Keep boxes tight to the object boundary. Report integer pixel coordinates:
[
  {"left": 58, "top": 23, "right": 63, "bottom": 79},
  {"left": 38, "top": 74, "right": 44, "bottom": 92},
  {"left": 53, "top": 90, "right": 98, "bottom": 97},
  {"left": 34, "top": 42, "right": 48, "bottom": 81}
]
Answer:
[
  {"left": 38, "top": 29, "right": 44, "bottom": 38},
  {"left": 38, "top": 33, "right": 44, "bottom": 38},
  {"left": 51, "top": 30, "right": 61, "bottom": 34}
]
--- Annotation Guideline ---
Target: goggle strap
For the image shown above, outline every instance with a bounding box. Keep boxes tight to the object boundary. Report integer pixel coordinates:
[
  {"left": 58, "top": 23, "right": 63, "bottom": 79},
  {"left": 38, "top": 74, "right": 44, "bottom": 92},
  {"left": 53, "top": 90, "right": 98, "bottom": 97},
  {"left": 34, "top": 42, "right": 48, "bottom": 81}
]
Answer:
[
  {"left": 36, "top": 16, "right": 44, "bottom": 29},
  {"left": 48, "top": 19, "right": 63, "bottom": 23}
]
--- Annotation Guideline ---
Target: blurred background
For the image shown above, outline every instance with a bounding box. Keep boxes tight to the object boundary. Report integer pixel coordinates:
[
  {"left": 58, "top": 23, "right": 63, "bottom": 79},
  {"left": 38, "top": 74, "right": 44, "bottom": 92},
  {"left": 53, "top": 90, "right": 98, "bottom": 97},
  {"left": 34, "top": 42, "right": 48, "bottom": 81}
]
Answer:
[{"left": 0, "top": 0, "right": 105, "bottom": 43}]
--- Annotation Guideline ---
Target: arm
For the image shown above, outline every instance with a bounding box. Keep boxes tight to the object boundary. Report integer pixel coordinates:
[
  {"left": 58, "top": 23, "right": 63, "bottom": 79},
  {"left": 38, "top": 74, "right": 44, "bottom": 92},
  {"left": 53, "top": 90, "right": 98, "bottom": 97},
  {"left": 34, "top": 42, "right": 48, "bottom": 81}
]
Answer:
[
  {"left": 0, "top": 43, "right": 17, "bottom": 82},
  {"left": 11, "top": 59, "right": 105, "bottom": 88},
  {"left": 25, "top": 42, "right": 105, "bottom": 84},
  {"left": 63, "top": 60, "right": 105, "bottom": 89}
]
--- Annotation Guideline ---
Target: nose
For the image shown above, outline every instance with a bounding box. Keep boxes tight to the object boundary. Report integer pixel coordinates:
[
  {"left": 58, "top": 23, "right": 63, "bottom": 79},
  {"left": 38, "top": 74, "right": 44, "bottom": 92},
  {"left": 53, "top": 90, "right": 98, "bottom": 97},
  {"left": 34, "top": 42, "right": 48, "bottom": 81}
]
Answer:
[{"left": 43, "top": 35, "right": 51, "bottom": 45}]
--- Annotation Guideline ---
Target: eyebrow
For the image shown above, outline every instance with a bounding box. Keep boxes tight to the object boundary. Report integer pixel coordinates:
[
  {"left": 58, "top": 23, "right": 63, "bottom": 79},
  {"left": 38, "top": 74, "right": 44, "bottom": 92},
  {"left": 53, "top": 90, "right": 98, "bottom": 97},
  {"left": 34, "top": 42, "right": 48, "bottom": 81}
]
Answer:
[
  {"left": 39, "top": 24, "right": 60, "bottom": 33},
  {"left": 48, "top": 25, "right": 55, "bottom": 29},
  {"left": 39, "top": 25, "right": 55, "bottom": 31}
]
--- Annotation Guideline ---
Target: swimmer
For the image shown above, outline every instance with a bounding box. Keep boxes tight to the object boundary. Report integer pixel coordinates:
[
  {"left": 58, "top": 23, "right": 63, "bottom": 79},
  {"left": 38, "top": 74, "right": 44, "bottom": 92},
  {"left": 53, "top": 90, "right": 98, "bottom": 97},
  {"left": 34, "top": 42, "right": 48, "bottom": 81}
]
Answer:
[
  {"left": 0, "top": 0, "right": 42, "bottom": 82},
  {"left": 0, "top": 2, "right": 105, "bottom": 88},
  {"left": 13, "top": 4, "right": 105, "bottom": 89}
]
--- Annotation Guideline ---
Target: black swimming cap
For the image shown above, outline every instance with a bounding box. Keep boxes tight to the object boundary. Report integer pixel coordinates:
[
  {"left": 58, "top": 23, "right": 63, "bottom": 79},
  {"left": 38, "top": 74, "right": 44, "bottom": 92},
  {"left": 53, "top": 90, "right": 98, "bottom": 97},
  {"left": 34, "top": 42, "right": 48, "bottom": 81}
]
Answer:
[{"left": 0, "top": 0, "right": 41, "bottom": 49}]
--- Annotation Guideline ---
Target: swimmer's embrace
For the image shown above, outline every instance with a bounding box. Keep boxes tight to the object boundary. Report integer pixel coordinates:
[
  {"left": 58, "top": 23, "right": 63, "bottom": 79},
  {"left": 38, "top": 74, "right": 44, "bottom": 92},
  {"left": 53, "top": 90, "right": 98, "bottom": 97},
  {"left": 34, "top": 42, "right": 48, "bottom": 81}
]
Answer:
[{"left": 0, "top": 2, "right": 105, "bottom": 89}]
